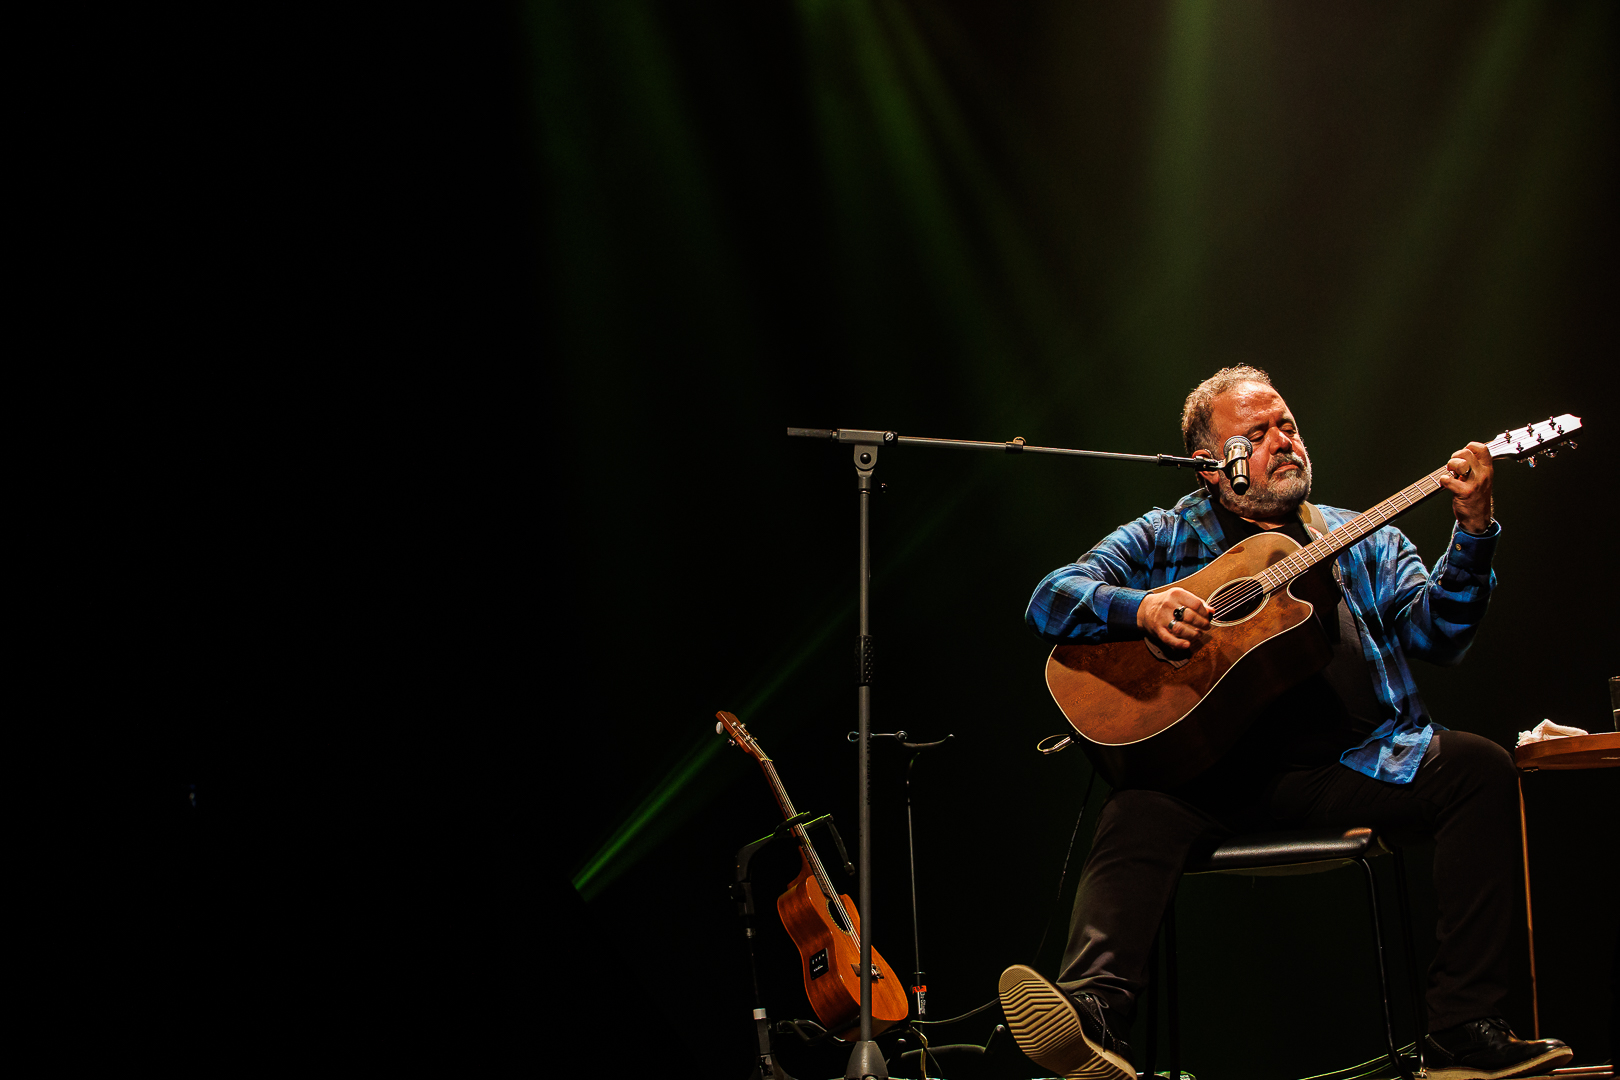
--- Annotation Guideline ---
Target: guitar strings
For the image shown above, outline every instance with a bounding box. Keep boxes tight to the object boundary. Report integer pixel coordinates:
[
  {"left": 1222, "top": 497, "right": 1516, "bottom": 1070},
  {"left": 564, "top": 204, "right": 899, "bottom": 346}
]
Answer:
[
  {"left": 1202, "top": 428, "right": 1556, "bottom": 622},
  {"left": 757, "top": 747, "right": 864, "bottom": 953},
  {"left": 1201, "top": 467, "right": 1452, "bottom": 622}
]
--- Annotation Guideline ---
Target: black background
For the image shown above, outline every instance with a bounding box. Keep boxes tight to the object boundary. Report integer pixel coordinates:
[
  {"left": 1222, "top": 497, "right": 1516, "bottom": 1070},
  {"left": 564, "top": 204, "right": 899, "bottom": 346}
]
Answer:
[{"left": 88, "top": 3, "right": 1618, "bottom": 1075}]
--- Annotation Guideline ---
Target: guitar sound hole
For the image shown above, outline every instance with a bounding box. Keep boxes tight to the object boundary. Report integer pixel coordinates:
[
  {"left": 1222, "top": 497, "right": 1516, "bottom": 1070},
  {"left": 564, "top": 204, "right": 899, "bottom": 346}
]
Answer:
[
  {"left": 1209, "top": 577, "right": 1266, "bottom": 625},
  {"left": 827, "top": 899, "right": 851, "bottom": 933}
]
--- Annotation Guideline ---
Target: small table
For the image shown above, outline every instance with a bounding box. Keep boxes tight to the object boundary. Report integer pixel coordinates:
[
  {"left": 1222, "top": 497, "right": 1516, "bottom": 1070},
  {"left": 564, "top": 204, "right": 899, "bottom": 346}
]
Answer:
[
  {"left": 1516, "top": 731, "right": 1620, "bottom": 772},
  {"left": 1513, "top": 732, "right": 1620, "bottom": 1044}
]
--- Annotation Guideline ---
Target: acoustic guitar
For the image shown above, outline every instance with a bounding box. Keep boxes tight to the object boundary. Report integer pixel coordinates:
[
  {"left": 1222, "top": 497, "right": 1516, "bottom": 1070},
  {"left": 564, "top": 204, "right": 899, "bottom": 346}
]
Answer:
[
  {"left": 1045, "top": 414, "right": 1582, "bottom": 791},
  {"left": 716, "top": 710, "right": 909, "bottom": 1040}
]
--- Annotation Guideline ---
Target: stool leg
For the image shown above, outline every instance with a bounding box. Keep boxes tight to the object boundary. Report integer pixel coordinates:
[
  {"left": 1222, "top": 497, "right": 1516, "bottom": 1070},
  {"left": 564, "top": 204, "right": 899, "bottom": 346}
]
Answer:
[
  {"left": 1357, "top": 858, "right": 1412, "bottom": 1080},
  {"left": 1392, "top": 849, "right": 1426, "bottom": 1070},
  {"left": 1145, "top": 928, "right": 1159, "bottom": 1079},
  {"left": 1166, "top": 897, "right": 1180, "bottom": 1080}
]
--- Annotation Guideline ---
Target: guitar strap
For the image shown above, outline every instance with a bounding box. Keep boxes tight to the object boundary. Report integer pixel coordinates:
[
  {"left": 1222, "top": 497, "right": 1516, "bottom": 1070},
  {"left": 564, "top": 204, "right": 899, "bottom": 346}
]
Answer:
[
  {"left": 1300, "top": 501, "right": 1343, "bottom": 588},
  {"left": 1300, "top": 499, "right": 1327, "bottom": 535}
]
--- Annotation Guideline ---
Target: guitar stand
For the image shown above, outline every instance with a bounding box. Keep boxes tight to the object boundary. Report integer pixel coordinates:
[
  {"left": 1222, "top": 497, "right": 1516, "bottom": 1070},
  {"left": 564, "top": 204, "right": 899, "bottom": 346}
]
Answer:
[{"left": 732, "top": 812, "right": 856, "bottom": 1080}]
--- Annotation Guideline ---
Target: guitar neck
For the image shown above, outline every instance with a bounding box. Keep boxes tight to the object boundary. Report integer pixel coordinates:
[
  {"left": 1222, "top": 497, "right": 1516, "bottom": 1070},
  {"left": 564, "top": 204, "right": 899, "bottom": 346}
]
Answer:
[
  {"left": 756, "top": 756, "right": 856, "bottom": 937},
  {"left": 1257, "top": 465, "right": 1453, "bottom": 593},
  {"left": 757, "top": 753, "right": 800, "bottom": 826}
]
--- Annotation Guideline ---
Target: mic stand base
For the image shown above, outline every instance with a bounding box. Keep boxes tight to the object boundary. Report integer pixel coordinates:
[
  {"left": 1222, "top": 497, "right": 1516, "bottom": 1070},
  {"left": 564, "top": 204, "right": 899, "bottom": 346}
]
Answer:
[{"left": 844, "top": 1039, "right": 890, "bottom": 1080}]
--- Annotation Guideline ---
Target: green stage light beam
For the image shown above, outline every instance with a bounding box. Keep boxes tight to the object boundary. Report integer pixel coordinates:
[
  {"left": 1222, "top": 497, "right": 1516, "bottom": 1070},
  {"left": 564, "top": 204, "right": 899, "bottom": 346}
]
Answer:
[
  {"left": 1448, "top": 2, "right": 1611, "bottom": 377},
  {"left": 1327, "top": 0, "right": 1536, "bottom": 395},
  {"left": 570, "top": 597, "right": 851, "bottom": 900},
  {"left": 570, "top": 464, "right": 993, "bottom": 901},
  {"left": 797, "top": 0, "right": 1078, "bottom": 420},
  {"left": 1121, "top": 0, "right": 1216, "bottom": 372}
]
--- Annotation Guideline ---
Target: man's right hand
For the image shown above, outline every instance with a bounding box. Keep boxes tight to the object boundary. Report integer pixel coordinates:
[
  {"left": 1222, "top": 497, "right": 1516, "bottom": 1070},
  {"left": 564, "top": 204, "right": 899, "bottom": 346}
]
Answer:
[{"left": 1137, "top": 588, "right": 1210, "bottom": 651}]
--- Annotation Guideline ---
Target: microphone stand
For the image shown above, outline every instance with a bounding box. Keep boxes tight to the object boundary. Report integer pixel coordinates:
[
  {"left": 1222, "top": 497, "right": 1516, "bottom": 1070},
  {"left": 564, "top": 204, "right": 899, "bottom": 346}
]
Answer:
[{"left": 786, "top": 426, "right": 1228, "bottom": 1080}]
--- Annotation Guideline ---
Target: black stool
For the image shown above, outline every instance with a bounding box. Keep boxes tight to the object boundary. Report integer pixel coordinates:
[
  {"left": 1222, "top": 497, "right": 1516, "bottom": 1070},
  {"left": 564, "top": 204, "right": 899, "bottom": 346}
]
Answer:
[{"left": 1143, "top": 827, "right": 1425, "bottom": 1080}]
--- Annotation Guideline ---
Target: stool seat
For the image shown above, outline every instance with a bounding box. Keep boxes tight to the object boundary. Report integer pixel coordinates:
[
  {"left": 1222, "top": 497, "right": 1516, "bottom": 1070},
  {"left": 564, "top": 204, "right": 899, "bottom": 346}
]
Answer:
[{"left": 1187, "top": 826, "right": 1391, "bottom": 876}]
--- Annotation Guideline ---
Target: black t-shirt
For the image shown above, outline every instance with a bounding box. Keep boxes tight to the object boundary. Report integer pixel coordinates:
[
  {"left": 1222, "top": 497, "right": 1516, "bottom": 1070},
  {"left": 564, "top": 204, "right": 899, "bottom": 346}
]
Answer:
[{"left": 1206, "top": 500, "right": 1384, "bottom": 772}]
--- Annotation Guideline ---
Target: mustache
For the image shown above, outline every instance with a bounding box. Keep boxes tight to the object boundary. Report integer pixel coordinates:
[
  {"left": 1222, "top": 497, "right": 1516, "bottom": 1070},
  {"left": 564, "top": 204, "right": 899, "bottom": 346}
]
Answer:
[{"left": 1268, "top": 452, "right": 1306, "bottom": 475}]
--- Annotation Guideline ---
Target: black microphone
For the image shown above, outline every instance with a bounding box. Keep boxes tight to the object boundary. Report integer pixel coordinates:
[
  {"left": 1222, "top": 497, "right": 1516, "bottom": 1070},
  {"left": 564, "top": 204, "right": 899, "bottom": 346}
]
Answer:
[{"left": 1222, "top": 436, "right": 1253, "bottom": 495}]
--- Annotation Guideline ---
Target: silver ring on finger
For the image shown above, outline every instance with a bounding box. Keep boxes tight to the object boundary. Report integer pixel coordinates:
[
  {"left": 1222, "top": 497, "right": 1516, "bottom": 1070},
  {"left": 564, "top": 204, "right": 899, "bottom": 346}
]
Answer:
[{"left": 1171, "top": 606, "right": 1186, "bottom": 623}]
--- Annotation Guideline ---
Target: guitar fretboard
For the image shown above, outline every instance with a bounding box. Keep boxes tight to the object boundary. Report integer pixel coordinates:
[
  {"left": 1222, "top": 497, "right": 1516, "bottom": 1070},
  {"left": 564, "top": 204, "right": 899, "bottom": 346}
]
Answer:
[
  {"left": 1254, "top": 466, "right": 1453, "bottom": 595},
  {"left": 755, "top": 754, "right": 861, "bottom": 950},
  {"left": 1224, "top": 416, "right": 1574, "bottom": 608}
]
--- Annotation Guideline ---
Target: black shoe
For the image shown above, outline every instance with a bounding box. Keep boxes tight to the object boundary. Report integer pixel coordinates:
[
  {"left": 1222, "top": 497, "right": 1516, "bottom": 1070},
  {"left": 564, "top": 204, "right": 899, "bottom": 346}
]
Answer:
[
  {"left": 1423, "top": 1016, "right": 1572, "bottom": 1079},
  {"left": 997, "top": 965, "right": 1133, "bottom": 1080}
]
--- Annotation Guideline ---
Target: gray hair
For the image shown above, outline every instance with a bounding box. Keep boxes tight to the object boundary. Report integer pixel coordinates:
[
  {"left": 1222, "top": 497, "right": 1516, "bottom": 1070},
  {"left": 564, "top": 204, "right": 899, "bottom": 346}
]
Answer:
[{"left": 1180, "top": 364, "right": 1273, "bottom": 456}]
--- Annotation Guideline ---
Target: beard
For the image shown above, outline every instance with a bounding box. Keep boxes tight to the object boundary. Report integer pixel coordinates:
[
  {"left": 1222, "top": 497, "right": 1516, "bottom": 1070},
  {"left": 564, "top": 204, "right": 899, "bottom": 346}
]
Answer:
[{"left": 1216, "top": 447, "right": 1313, "bottom": 518}]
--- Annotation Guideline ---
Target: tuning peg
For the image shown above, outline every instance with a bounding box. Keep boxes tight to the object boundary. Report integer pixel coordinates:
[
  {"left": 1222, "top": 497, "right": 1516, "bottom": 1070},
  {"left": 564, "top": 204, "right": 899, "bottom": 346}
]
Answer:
[
  {"left": 715, "top": 721, "right": 725, "bottom": 734},
  {"left": 1569, "top": 440, "right": 1578, "bottom": 450},
  {"left": 1527, "top": 457, "right": 1536, "bottom": 468},
  {"left": 1544, "top": 449, "right": 1557, "bottom": 459}
]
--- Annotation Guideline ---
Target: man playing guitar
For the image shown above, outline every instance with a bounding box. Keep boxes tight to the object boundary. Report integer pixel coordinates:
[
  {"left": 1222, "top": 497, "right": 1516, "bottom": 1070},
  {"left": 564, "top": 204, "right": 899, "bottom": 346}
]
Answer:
[{"left": 999, "top": 366, "right": 1573, "bottom": 1080}]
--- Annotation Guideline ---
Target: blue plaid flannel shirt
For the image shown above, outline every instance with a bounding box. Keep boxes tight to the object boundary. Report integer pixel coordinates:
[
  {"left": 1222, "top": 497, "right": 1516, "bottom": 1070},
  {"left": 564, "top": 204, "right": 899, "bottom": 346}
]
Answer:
[{"left": 1026, "top": 488, "right": 1500, "bottom": 784}]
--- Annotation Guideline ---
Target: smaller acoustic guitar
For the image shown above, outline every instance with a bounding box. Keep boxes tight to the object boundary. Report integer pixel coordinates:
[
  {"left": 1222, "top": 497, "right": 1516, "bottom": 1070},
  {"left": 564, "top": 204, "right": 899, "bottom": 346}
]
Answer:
[{"left": 716, "top": 711, "right": 909, "bottom": 1040}]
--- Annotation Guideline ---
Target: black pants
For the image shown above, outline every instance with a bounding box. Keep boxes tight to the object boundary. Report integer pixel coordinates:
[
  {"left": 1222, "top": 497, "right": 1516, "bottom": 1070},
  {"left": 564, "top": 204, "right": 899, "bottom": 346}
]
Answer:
[{"left": 1056, "top": 730, "right": 1518, "bottom": 1032}]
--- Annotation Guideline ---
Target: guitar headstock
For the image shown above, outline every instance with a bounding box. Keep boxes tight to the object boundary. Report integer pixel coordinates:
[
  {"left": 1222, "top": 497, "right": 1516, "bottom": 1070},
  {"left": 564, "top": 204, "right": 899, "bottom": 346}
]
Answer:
[
  {"left": 716, "top": 710, "right": 768, "bottom": 763},
  {"left": 1487, "top": 413, "right": 1581, "bottom": 467}
]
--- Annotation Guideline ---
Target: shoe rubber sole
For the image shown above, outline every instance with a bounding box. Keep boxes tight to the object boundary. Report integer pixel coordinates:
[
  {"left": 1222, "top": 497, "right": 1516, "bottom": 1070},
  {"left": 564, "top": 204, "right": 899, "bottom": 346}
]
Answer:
[
  {"left": 1423, "top": 1042, "right": 1574, "bottom": 1080},
  {"left": 998, "top": 964, "right": 1134, "bottom": 1080}
]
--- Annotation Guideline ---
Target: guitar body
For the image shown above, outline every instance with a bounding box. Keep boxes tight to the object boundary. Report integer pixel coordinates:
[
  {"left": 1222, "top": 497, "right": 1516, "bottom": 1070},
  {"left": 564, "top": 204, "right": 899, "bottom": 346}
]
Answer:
[
  {"left": 776, "top": 854, "right": 908, "bottom": 1040},
  {"left": 1046, "top": 530, "right": 1338, "bottom": 791}
]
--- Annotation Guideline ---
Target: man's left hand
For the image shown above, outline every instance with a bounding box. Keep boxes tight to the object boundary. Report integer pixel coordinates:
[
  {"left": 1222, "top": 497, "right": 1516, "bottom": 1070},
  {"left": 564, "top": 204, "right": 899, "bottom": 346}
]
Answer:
[{"left": 1439, "top": 441, "right": 1494, "bottom": 534}]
